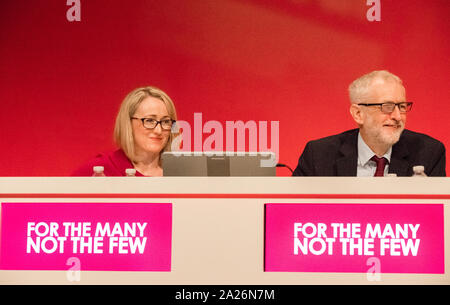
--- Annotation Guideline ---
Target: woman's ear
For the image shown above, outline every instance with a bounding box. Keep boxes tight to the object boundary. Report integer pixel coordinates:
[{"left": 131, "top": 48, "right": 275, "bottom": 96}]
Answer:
[{"left": 349, "top": 103, "right": 364, "bottom": 125}]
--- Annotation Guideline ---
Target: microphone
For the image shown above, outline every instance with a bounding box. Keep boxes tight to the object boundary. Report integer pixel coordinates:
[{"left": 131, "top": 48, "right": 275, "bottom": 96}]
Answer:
[{"left": 276, "top": 163, "right": 294, "bottom": 174}]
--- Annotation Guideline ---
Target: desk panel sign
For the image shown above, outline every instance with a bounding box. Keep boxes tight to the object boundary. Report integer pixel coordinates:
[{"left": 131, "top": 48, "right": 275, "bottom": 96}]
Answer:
[
  {"left": 265, "top": 203, "right": 444, "bottom": 274},
  {"left": 0, "top": 202, "right": 172, "bottom": 271}
]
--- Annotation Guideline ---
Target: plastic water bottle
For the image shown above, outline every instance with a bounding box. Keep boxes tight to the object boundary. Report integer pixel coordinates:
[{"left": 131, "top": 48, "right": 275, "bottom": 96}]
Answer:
[
  {"left": 412, "top": 165, "right": 427, "bottom": 177},
  {"left": 92, "top": 166, "right": 106, "bottom": 177},
  {"left": 125, "top": 168, "right": 136, "bottom": 177}
]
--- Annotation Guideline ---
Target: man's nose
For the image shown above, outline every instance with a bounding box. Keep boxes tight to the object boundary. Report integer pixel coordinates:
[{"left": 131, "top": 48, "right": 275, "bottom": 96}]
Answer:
[{"left": 390, "top": 105, "right": 402, "bottom": 120}]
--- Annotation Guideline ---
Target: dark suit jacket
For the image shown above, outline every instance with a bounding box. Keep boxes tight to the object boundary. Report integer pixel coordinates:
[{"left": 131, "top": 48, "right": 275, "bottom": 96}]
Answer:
[{"left": 292, "top": 129, "right": 446, "bottom": 177}]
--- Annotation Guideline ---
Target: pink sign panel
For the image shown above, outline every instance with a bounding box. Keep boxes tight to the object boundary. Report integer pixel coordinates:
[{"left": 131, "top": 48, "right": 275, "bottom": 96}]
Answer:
[
  {"left": 0, "top": 202, "right": 172, "bottom": 271},
  {"left": 265, "top": 203, "right": 444, "bottom": 274}
]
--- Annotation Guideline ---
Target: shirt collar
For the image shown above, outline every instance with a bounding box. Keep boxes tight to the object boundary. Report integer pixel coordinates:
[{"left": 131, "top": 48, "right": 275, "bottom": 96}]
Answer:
[{"left": 357, "top": 132, "right": 392, "bottom": 166}]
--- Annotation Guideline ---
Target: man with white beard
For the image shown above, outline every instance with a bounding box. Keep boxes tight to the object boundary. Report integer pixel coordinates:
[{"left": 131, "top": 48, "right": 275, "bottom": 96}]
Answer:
[{"left": 292, "top": 70, "right": 446, "bottom": 177}]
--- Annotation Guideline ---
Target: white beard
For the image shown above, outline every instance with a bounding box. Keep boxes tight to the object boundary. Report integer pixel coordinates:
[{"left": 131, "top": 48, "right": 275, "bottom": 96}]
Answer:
[{"left": 366, "top": 120, "right": 404, "bottom": 147}]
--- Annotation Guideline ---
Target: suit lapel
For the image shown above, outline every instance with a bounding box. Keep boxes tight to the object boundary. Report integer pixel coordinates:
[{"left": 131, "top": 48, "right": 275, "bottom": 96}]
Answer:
[
  {"left": 336, "top": 130, "right": 358, "bottom": 176},
  {"left": 334, "top": 129, "right": 411, "bottom": 176},
  {"left": 389, "top": 138, "right": 410, "bottom": 176}
]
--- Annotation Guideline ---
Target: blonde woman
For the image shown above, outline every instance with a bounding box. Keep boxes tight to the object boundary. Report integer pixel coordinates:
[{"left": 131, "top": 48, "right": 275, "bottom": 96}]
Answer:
[{"left": 72, "top": 86, "right": 178, "bottom": 176}]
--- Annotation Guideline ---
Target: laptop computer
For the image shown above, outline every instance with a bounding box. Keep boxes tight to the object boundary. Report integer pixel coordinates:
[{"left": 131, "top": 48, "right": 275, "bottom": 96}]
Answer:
[{"left": 161, "top": 151, "right": 276, "bottom": 176}]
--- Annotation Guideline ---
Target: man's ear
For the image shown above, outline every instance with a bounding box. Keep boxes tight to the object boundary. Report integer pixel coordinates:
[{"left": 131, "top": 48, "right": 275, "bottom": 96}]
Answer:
[{"left": 349, "top": 103, "right": 364, "bottom": 125}]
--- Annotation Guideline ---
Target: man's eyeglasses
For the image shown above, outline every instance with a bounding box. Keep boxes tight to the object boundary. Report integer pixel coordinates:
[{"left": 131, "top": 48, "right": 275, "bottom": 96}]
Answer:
[
  {"left": 131, "top": 117, "right": 176, "bottom": 130},
  {"left": 357, "top": 102, "right": 413, "bottom": 114}
]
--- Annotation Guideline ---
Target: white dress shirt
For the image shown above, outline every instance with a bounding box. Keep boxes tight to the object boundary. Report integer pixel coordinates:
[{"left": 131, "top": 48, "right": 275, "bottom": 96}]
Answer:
[{"left": 357, "top": 132, "right": 392, "bottom": 177}]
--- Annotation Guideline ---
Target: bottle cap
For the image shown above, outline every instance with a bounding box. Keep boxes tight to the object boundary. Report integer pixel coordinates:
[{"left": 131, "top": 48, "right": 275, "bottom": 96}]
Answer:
[
  {"left": 93, "top": 166, "right": 104, "bottom": 173},
  {"left": 125, "top": 168, "right": 136, "bottom": 176},
  {"left": 413, "top": 165, "right": 425, "bottom": 173}
]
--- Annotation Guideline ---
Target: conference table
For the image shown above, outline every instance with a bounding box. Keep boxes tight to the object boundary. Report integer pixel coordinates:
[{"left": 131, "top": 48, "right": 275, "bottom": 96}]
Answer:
[{"left": 0, "top": 177, "right": 449, "bottom": 285}]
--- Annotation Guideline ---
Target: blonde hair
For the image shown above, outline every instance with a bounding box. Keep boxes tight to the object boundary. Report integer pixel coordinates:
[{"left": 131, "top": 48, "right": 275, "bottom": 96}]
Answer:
[
  {"left": 114, "top": 86, "right": 179, "bottom": 162},
  {"left": 348, "top": 70, "right": 403, "bottom": 104}
]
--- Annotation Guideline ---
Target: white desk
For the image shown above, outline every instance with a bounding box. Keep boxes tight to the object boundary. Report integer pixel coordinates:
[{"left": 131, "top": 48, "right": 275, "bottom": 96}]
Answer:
[{"left": 0, "top": 177, "right": 449, "bottom": 284}]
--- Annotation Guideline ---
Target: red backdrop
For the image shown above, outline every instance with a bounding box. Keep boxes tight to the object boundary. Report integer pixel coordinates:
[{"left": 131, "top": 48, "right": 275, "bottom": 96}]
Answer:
[{"left": 0, "top": 0, "right": 448, "bottom": 176}]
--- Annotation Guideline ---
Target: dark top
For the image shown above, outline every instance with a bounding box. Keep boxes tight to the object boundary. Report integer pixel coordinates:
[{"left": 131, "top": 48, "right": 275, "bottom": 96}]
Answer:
[{"left": 292, "top": 129, "right": 446, "bottom": 177}]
